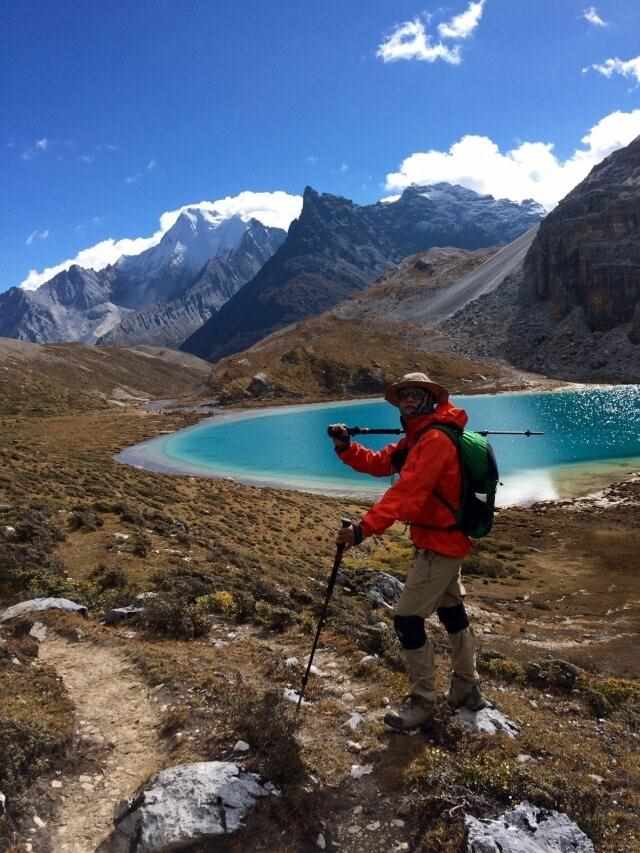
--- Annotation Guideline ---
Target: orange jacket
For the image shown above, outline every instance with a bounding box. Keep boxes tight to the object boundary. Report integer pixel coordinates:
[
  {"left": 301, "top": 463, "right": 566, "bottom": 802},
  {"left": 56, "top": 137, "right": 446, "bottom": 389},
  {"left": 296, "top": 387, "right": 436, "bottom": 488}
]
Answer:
[{"left": 336, "top": 401, "right": 472, "bottom": 557}]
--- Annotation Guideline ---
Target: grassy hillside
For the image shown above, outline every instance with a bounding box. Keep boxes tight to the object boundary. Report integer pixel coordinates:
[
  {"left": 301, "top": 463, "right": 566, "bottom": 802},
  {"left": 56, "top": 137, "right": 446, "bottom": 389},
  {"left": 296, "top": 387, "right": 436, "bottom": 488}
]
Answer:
[
  {"left": 0, "top": 339, "right": 210, "bottom": 416},
  {"left": 206, "top": 248, "right": 560, "bottom": 404}
]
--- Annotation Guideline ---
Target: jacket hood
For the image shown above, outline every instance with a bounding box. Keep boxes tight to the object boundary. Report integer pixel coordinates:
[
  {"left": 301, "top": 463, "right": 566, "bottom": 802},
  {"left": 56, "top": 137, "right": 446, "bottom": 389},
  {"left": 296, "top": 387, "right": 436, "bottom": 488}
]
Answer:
[{"left": 402, "top": 401, "right": 468, "bottom": 437}]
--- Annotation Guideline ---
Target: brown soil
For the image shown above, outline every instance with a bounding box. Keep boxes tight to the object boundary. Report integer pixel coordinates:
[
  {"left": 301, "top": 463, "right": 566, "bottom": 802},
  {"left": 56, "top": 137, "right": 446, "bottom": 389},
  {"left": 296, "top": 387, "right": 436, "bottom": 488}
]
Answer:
[{"left": 39, "top": 636, "right": 166, "bottom": 853}]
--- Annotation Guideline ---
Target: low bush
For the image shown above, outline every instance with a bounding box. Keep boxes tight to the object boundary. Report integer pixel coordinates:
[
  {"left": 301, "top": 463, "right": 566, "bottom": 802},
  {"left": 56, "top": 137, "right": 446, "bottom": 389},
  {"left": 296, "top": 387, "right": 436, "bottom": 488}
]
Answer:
[
  {"left": 224, "top": 678, "right": 305, "bottom": 785},
  {"left": 142, "top": 593, "right": 209, "bottom": 640}
]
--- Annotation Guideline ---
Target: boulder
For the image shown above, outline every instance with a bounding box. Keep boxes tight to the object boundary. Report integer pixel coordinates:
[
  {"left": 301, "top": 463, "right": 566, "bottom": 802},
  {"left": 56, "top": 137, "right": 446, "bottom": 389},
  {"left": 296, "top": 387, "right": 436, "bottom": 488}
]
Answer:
[
  {"left": 465, "top": 801, "right": 595, "bottom": 852},
  {"left": 0, "top": 598, "right": 88, "bottom": 623},
  {"left": 365, "top": 572, "right": 405, "bottom": 609},
  {"left": 525, "top": 659, "right": 581, "bottom": 691},
  {"left": 456, "top": 706, "right": 520, "bottom": 738},
  {"left": 247, "top": 372, "right": 273, "bottom": 396},
  {"left": 106, "top": 762, "right": 277, "bottom": 852}
]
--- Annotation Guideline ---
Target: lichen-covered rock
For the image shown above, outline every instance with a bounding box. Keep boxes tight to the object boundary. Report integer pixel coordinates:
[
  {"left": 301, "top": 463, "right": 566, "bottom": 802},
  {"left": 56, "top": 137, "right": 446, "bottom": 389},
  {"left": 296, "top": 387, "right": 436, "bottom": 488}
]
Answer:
[
  {"left": 456, "top": 706, "right": 520, "bottom": 738},
  {"left": 525, "top": 659, "right": 581, "bottom": 691},
  {"left": 106, "top": 762, "right": 277, "bottom": 852},
  {"left": 465, "top": 801, "right": 595, "bottom": 852},
  {"left": 0, "top": 598, "right": 87, "bottom": 623}
]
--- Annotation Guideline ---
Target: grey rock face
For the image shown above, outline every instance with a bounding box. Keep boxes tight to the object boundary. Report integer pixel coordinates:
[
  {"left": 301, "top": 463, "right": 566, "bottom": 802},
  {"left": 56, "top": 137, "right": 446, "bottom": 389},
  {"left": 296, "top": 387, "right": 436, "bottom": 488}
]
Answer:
[
  {"left": 0, "top": 598, "right": 88, "bottom": 623},
  {"left": 465, "top": 801, "right": 595, "bottom": 852},
  {"left": 181, "top": 183, "right": 543, "bottom": 361},
  {"left": 523, "top": 134, "right": 640, "bottom": 333},
  {"left": 107, "top": 762, "right": 276, "bottom": 852}
]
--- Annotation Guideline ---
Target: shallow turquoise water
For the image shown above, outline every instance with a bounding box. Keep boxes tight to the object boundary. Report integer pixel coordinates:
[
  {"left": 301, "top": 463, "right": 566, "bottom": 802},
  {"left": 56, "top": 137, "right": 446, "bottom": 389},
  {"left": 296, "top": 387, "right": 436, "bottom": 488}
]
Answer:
[{"left": 122, "top": 387, "right": 640, "bottom": 504}]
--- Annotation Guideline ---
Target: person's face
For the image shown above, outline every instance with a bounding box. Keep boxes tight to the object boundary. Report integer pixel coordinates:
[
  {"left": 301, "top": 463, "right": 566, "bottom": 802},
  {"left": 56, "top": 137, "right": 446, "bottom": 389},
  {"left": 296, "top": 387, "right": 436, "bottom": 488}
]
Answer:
[{"left": 397, "top": 387, "right": 428, "bottom": 418}]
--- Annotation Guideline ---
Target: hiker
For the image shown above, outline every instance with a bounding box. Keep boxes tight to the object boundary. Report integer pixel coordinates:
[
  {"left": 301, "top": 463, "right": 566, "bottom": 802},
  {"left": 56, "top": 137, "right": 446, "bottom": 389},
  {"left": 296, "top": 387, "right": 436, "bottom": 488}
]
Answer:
[{"left": 329, "top": 372, "right": 486, "bottom": 730}]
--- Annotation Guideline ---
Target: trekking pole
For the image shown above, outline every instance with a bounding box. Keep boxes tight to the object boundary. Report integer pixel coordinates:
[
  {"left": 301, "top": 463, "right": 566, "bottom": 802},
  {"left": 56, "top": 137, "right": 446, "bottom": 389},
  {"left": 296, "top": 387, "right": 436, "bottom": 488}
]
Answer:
[
  {"left": 297, "top": 517, "right": 352, "bottom": 713},
  {"left": 331, "top": 426, "right": 544, "bottom": 437}
]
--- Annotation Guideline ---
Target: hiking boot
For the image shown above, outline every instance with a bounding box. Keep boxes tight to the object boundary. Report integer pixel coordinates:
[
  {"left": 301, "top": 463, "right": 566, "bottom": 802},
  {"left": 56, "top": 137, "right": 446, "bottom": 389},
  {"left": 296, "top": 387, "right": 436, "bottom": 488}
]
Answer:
[
  {"left": 384, "top": 696, "right": 435, "bottom": 731},
  {"left": 447, "top": 676, "right": 488, "bottom": 712}
]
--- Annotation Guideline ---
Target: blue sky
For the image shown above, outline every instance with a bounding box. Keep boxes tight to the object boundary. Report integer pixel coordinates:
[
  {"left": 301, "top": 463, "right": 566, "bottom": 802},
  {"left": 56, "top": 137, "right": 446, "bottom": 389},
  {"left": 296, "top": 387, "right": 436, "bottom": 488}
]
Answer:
[{"left": 3, "top": 0, "right": 640, "bottom": 293}]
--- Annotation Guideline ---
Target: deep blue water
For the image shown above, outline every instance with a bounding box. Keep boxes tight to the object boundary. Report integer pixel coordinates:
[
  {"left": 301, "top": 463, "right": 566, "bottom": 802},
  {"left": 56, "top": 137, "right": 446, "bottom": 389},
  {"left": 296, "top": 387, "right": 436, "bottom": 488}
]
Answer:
[{"left": 145, "top": 387, "right": 640, "bottom": 502}]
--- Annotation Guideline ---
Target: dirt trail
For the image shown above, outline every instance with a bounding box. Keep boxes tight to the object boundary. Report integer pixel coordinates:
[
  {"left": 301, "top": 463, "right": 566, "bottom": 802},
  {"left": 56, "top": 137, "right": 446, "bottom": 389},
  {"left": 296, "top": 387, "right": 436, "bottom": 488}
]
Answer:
[{"left": 40, "top": 637, "right": 166, "bottom": 853}]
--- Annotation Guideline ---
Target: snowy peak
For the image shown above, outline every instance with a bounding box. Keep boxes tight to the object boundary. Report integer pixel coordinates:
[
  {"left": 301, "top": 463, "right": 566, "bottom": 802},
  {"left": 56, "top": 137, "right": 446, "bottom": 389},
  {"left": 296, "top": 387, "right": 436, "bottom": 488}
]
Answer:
[{"left": 117, "top": 209, "right": 253, "bottom": 281}]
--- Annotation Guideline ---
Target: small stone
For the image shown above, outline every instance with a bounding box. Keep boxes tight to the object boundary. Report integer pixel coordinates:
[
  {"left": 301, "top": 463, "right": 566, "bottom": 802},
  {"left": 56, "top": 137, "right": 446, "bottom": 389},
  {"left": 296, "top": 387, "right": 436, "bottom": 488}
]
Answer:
[
  {"left": 588, "top": 774, "right": 604, "bottom": 784},
  {"left": 350, "top": 764, "right": 373, "bottom": 779},
  {"left": 346, "top": 741, "right": 362, "bottom": 752},
  {"left": 233, "top": 740, "right": 250, "bottom": 753},
  {"left": 344, "top": 712, "right": 365, "bottom": 731},
  {"left": 353, "top": 805, "right": 363, "bottom": 815},
  {"left": 366, "top": 821, "right": 381, "bottom": 831},
  {"left": 341, "top": 692, "right": 355, "bottom": 703},
  {"left": 348, "top": 826, "right": 362, "bottom": 835},
  {"left": 391, "top": 819, "right": 405, "bottom": 827},
  {"left": 285, "top": 657, "right": 300, "bottom": 667},
  {"left": 316, "top": 832, "right": 326, "bottom": 849},
  {"left": 33, "top": 816, "right": 46, "bottom": 829},
  {"left": 29, "top": 622, "right": 48, "bottom": 642},
  {"left": 381, "top": 696, "right": 390, "bottom": 706},
  {"left": 51, "top": 780, "right": 63, "bottom": 789},
  {"left": 516, "top": 753, "right": 533, "bottom": 764},
  {"left": 79, "top": 775, "right": 92, "bottom": 783}
]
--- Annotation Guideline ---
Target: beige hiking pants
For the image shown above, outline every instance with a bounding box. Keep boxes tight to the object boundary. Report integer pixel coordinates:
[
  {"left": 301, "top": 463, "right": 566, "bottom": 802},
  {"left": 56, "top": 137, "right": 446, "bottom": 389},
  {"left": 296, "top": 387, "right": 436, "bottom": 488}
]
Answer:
[{"left": 395, "top": 549, "right": 479, "bottom": 702}]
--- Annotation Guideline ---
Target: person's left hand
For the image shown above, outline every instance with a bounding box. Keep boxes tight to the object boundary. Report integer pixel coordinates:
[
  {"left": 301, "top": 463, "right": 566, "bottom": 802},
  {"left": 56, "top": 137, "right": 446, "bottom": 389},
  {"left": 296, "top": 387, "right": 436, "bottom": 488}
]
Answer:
[{"left": 336, "top": 523, "right": 363, "bottom": 549}]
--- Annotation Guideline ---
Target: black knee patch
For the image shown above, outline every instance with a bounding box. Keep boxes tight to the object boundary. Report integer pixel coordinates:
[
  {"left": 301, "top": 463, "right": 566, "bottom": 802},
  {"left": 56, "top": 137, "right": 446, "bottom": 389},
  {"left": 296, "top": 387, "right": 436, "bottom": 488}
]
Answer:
[
  {"left": 393, "top": 615, "right": 426, "bottom": 649},
  {"left": 437, "top": 604, "right": 469, "bottom": 634}
]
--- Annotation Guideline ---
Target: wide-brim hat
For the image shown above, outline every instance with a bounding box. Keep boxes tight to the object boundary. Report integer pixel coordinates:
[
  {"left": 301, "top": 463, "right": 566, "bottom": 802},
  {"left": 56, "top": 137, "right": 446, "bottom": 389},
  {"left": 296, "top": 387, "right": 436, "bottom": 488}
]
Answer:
[{"left": 384, "top": 372, "right": 449, "bottom": 407}]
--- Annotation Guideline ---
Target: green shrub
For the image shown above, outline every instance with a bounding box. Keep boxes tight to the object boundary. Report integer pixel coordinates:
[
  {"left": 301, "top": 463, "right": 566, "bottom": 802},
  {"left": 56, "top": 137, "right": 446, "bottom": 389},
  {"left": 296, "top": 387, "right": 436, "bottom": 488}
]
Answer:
[
  {"left": 224, "top": 678, "right": 305, "bottom": 785},
  {"left": 143, "top": 594, "right": 209, "bottom": 639}
]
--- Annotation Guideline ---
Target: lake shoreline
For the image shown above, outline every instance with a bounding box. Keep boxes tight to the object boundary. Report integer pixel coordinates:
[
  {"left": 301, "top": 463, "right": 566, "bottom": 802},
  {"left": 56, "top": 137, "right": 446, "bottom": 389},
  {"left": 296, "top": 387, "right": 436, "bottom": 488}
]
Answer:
[{"left": 118, "top": 386, "right": 640, "bottom": 506}]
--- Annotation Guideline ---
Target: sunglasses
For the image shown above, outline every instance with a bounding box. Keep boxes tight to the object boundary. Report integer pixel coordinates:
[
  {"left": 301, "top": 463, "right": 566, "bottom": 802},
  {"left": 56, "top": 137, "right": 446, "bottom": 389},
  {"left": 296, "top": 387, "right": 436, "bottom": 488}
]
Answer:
[{"left": 397, "top": 387, "right": 428, "bottom": 401}]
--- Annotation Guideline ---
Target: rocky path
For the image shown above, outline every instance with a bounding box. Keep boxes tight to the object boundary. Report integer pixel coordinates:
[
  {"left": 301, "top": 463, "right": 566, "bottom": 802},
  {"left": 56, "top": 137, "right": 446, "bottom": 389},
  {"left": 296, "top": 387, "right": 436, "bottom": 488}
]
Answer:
[{"left": 40, "top": 636, "right": 166, "bottom": 853}]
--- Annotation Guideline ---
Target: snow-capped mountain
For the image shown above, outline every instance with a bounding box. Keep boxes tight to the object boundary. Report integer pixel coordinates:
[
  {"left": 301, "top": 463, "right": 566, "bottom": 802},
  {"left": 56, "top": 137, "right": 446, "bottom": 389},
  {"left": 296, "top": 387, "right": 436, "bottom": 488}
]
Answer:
[{"left": 0, "top": 211, "right": 286, "bottom": 345}]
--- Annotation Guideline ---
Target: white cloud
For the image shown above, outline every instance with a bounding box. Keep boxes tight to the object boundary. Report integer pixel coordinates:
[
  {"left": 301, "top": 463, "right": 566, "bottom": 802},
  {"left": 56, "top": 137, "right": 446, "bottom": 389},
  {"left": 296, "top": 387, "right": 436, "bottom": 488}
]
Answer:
[
  {"left": 583, "top": 6, "right": 607, "bottom": 27},
  {"left": 80, "top": 154, "right": 94, "bottom": 164},
  {"left": 340, "top": 162, "right": 349, "bottom": 173},
  {"left": 26, "top": 229, "right": 49, "bottom": 246},
  {"left": 438, "top": 0, "right": 486, "bottom": 40},
  {"left": 21, "top": 137, "right": 50, "bottom": 160},
  {"left": 147, "top": 159, "right": 156, "bottom": 171},
  {"left": 306, "top": 155, "right": 319, "bottom": 165},
  {"left": 384, "top": 109, "right": 640, "bottom": 210},
  {"left": 586, "top": 56, "right": 640, "bottom": 84},
  {"left": 377, "top": 18, "right": 461, "bottom": 64},
  {"left": 19, "top": 191, "right": 303, "bottom": 291}
]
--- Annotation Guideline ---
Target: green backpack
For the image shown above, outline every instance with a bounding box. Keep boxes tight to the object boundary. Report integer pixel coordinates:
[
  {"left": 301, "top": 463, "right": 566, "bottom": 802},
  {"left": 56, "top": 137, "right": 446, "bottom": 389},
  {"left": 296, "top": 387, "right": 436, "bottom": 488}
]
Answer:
[{"left": 426, "top": 424, "right": 500, "bottom": 538}]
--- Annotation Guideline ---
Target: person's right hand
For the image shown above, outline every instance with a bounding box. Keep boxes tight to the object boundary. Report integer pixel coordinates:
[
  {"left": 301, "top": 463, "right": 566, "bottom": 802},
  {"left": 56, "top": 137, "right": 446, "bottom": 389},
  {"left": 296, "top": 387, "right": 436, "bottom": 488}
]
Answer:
[{"left": 328, "top": 423, "right": 350, "bottom": 451}]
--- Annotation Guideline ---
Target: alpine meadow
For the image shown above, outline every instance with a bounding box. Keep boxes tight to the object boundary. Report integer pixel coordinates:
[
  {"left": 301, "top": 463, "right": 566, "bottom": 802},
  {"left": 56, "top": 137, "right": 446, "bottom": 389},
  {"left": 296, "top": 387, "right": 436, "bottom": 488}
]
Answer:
[{"left": 3, "top": 2, "right": 640, "bottom": 851}]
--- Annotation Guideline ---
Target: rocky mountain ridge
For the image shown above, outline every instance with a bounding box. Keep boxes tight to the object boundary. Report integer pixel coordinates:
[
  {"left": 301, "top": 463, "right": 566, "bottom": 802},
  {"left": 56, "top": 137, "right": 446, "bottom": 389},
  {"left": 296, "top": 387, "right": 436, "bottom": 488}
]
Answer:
[
  {"left": 181, "top": 183, "right": 543, "bottom": 361},
  {"left": 0, "top": 215, "right": 286, "bottom": 347},
  {"left": 441, "top": 134, "right": 640, "bottom": 382}
]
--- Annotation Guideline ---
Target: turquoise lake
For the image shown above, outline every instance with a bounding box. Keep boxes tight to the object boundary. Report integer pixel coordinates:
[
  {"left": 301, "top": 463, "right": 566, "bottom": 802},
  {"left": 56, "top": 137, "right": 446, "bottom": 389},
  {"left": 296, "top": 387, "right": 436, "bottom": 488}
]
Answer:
[{"left": 119, "top": 387, "right": 640, "bottom": 505}]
